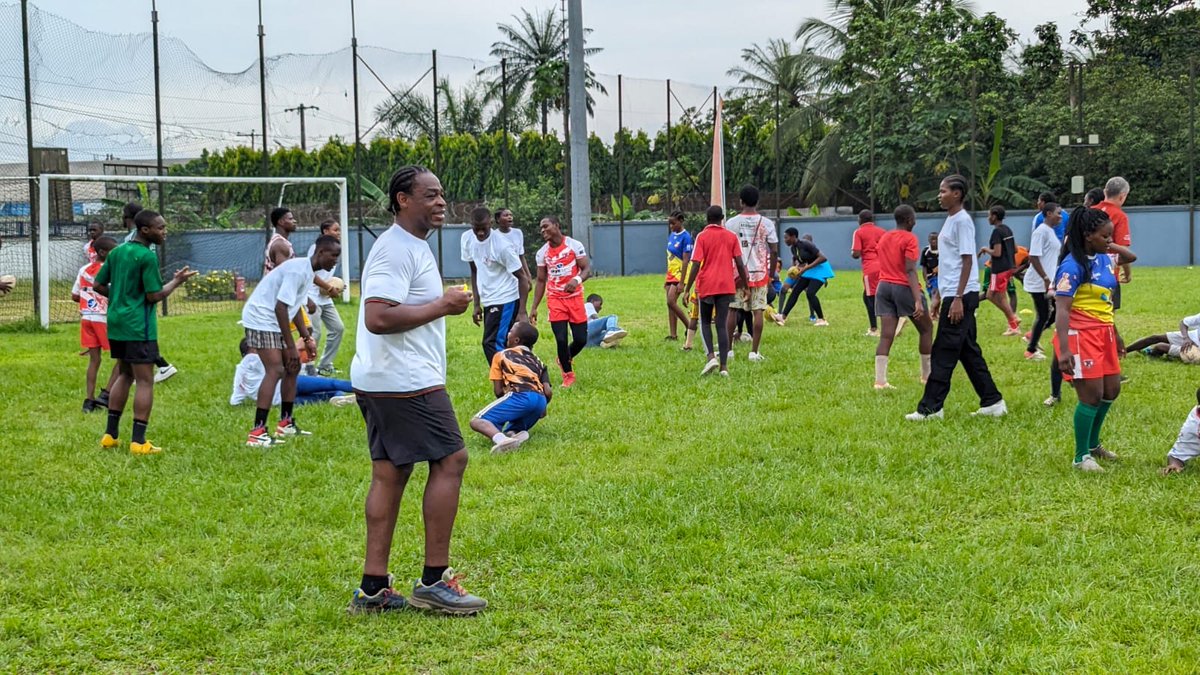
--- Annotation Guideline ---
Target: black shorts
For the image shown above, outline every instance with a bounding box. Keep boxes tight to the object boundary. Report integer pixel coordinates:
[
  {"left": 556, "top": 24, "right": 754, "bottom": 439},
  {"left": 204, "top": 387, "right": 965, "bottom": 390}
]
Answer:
[
  {"left": 875, "top": 281, "right": 926, "bottom": 318},
  {"left": 109, "top": 339, "right": 160, "bottom": 364},
  {"left": 355, "top": 388, "right": 464, "bottom": 466}
]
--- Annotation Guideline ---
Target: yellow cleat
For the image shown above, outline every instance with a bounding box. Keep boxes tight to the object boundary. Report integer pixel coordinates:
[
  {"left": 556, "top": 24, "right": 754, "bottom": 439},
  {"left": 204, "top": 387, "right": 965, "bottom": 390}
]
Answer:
[
  {"left": 100, "top": 434, "right": 120, "bottom": 449},
  {"left": 129, "top": 441, "right": 163, "bottom": 456}
]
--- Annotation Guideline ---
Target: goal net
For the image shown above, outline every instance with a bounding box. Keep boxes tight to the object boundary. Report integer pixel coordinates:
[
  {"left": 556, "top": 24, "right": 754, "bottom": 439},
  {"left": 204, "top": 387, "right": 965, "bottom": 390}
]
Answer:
[{"left": 23, "top": 174, "right": 350, "bottom": 328}]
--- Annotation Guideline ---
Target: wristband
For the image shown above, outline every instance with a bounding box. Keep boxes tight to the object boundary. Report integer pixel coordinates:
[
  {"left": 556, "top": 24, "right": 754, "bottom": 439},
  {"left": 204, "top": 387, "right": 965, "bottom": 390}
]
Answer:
[{"left": 571, "top": 275, "right": 582, "bottom": 286}]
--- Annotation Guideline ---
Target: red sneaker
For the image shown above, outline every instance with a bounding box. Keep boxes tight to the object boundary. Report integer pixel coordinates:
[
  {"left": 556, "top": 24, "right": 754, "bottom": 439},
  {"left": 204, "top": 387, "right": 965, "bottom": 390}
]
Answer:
[{"left": 562, "top": 372, "right": 576, "bottom": 388}]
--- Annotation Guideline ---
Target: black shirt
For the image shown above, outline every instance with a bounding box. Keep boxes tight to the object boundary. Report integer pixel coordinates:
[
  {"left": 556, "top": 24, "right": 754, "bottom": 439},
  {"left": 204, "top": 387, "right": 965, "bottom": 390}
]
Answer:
[
  {"left": 989, "top": 224, "right": 1016, "bottom": 273},
  {"left": 791, "top": 240, "right": 821, "bottom": 266},
  {"left": 920, "top": 246, "right": 939, "bottom": 278}
]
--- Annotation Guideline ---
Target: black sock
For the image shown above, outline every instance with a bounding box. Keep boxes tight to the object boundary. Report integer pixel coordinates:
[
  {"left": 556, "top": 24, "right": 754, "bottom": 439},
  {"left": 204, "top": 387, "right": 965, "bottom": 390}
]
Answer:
[
  {"left": 254, "top": 407, "right": 269, "bottom": 429},
  {"left": 361, "top": 574, "right": 390, "bottom": 596},
  {"left": 155, "top": 357, "right": 170, "bottom": 368},
  {"left": 105, "top": 410, "right": 121, "bottom": 438},
  {"left": 422, "top": 565, "right": 448, "bottom": 586},
  {"left": 132, "top": 419, "right": 148, "bottom": 444},
  {"left": 281, "top": 401, "right": 294, "bottom": 421}
]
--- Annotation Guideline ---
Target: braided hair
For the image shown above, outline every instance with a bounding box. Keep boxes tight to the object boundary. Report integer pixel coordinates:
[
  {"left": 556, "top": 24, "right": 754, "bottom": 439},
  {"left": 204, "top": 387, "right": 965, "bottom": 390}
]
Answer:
[
  {"left": 1060, "top": 205, "right": 1112, "bottom": 269},
  {"left": 668, "top": 210, "right": 686, "bottom": 225},
  {"left": 386, "top": 165, "right": 431, "bottom": 215},
  {"left": 941, "top": 174, "right": 968, "bottom": 204}
]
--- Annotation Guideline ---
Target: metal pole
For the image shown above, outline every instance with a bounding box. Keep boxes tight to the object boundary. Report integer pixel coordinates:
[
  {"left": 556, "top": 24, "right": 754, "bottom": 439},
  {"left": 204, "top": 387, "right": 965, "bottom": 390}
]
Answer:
[
  {"left": 567, "top": 0, "right": 591, "bottom": 250},
  {"left": 21, "top": 0, "right": 38, "bottom": 319},
  {"left": 152, "top": 0, "right": 168, "bottom": 316},
  {"left": 431, "top": 49, "right": 442, "bottom": 265},
  {"left": 618, "top": 74, "right": 625, "bottom": 276},
  {"left": 351, "top": 0, "right": 364, "bottom": 279},
  {"left": 868, "top": 97, "right": 875, "bottom": 210},
  {"left": 774, "top": 84, "right": 781, "bottom": 222},
  {"left": 502, "top": 58, "right": 510, "bottom": 205},
  {"left": 338, "top": 181, "right": 350, "bottom": 303},
  {"left": 666, "top": 79, "right": 673, "bottom": 211},
  {"left": 38, "top": 175, "right": 49, "bottom": 328},
  {"left": 285, "top": 104, "right": 318, "bottom": 151},
  {"left": 258, "top": 0, "right": 270, "bottom": 239},
  {"left": 1190, "top": 57, "right": 1196, "bottom": 266}
]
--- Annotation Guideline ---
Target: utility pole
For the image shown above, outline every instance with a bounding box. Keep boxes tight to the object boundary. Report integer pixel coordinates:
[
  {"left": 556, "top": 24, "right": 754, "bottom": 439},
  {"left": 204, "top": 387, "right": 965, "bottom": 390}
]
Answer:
[
  {"left": 236, "top": 131, "right": 258, "bottom": 150},
  {"left": 284, "top": 103, "right": 319, "bottom": 151},
  {"left": 566, "top": 0, "right": 591, "bottom": 250}
]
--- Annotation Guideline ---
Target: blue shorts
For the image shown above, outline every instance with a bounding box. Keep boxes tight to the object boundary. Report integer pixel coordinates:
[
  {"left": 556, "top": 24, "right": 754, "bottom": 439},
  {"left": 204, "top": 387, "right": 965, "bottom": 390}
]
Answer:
[{"left": 475, "top": 390, "right": 547, "bottom": 433}]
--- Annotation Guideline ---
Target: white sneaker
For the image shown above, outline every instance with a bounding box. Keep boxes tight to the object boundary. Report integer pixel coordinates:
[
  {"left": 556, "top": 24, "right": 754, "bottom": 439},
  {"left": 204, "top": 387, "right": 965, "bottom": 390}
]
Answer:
[
  {"left": 1002, "top": 326, "right": 1022, "bottom": 337},
  {"left": 1044, "top": 395, "right": 1060, "bottom": 407},
  {"left": 748, "top": 352, "right": 765, "bottom": 362},
  {"left": 601, "top": 329, "right": 628, "bottom": 347},
  {"left": 1073, "top": 455, "right": 1105, "bottom": 473},
  {"left": 329, "top": 394, "right": 357, "bottom": 408},
  {"left": 727, "top": 350, "right": 735, "bottom": 360},
  {"left": 491, "top": 435, "right": 523, "bottom": 454},
  {"left": 905, "top": 409, "right": 944, "bottom": 421},
  {"left": 865, "top": 329, "right": 880, "bottom": 337},
  {"left": 701, "top": 358, "right": 720, "bottom": 375},
  {"left": 719, "top": 370, "right": 730, "bottom": 377},
  {"left": 971, "top": 400, "right": 1008, "bottom": 417},
  {"left": 154, "top": 364, "right": 178, "bottom": 383},
  {"left": 813, "top": 319, "right": 829, "bottom": 327},
  {"left": 510, "top": 430, "right": 530, "bottom": 447}
]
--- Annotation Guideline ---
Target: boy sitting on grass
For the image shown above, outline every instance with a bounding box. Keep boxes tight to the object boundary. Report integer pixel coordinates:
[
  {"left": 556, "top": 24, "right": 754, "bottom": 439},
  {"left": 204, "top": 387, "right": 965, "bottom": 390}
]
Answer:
[
  {"left": 470, "top": 322, "right": 553, "bottom": 454},
  {"left": 1163, "top": 388, "right": 1200, "bottom": 475},
  {"left": 72, "top": 235, "right": 119, "bottom": 412}
]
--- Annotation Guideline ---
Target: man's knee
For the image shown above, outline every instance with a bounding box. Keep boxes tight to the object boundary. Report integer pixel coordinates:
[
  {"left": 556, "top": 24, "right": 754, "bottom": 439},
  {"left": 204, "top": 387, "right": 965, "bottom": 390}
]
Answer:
[{"left": 432, "top": 448, "right": 468, "bottom": 477}]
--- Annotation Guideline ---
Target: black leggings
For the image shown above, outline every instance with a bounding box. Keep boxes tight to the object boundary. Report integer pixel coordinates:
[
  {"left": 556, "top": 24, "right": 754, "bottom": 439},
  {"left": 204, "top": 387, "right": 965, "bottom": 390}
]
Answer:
[
  {"left": 700, "top": 295, "right": 732, "bottom": 366},
  {"left": 783, "top": 277, "right": 824, "bottom": 319},
  {"left": 551, "top": 321, "right": 587, "bottom": 373},
  {"left": 1027, "top": 291, "right": 1053, "bottom": 352},
  {"left": 735, "top": 309, "right": 752, "bottom": 335},
  {"left": 863, "top": 292, "right": 877, "bottom": 329}
]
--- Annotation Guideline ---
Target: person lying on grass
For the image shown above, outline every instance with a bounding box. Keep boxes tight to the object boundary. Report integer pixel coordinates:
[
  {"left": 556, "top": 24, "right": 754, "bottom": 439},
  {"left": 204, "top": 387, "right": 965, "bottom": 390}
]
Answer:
[
  {"left": 470, "top": 321, "right": 553, "bottom": 454},
  {"left": 1127, "top": 312, "right": 1200, "bottom": 363},
  {"left": 1163, "top": 388, "right": 1200, "bottom": 475}
]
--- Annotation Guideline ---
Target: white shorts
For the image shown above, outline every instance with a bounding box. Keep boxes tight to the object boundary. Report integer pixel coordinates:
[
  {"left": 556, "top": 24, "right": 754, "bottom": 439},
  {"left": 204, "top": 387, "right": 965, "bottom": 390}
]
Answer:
[{"left": 1166, "top": 332, "right": 1192, "bottom": 358}]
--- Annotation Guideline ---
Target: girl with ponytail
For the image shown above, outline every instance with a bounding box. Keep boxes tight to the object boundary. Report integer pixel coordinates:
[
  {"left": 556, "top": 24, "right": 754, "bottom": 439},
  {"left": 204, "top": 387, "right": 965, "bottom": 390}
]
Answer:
[{"left": 1052, "top": 205, "right": 1137, "bottom": 472}]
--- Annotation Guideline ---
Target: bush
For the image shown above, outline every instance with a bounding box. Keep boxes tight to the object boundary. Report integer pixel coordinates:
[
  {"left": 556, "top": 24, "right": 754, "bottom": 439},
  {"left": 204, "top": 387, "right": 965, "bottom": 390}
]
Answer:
[{"left": 188, "top": 270, "right": 237, "bottom": 301}]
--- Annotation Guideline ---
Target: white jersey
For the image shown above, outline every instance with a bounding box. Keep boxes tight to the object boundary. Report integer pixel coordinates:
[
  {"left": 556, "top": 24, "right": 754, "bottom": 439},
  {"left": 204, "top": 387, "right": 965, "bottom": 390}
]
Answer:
[
  {"left": 1169, "top": 407, "right": 1200, "bottom": 462},
  {"left": 241, "top": 257, "right": 314, "bottom": 333},
  {"left": 461, "top": 230, "right": 522, "bottom": 307},
  {"left": 230, "top": 353, "right": 282, "bottom": 406}
]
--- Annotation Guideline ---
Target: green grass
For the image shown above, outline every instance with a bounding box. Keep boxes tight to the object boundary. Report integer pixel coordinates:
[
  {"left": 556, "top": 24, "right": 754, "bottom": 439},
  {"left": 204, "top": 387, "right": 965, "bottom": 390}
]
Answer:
[{"left": 5, "top": 269, "right": 1200, "bottom": 671}]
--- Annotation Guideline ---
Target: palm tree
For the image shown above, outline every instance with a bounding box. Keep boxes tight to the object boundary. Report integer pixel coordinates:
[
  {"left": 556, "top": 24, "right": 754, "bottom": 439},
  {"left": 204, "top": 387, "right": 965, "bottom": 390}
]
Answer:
[
  {"left": 374, "top": 79, "right": 493, "bottom": 139},
  {"left": 480, "top": 7, "right": 607, "bottom": 135},
  {"left": 726, "top": 38, "right": 828, "bottom": 110}
]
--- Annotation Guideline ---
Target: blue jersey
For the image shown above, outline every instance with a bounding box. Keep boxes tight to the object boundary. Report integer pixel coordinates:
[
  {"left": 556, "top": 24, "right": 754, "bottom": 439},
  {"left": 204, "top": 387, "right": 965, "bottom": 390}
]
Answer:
[
  {"left": 667, "top": 229, "right": 693, "bottom": 260},
  {"left": 1033, "top": 210, "right": 1068, "bottom": 242},
  {"left": 1054, "top": 253, "right": 1117, "bottom": 326}
]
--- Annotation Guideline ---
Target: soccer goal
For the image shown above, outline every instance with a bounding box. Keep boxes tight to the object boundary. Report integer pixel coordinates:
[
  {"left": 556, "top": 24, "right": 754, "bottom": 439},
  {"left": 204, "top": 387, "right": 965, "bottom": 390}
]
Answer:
[{"left": 32, "top": 174, "right": 350, "bottom": 328}]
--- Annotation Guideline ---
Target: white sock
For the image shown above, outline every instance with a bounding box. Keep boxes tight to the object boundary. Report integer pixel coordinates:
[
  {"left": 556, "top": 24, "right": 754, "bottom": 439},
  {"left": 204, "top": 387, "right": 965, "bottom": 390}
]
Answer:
[
  {"left": 491, "top": 432, "right": 507, "bottom": 444},
  {"left": 920, "top": 354, "right": 932, "bottom": 381},
  {"left": 875, "top": 355, "right": 889, "bottom": 384}
]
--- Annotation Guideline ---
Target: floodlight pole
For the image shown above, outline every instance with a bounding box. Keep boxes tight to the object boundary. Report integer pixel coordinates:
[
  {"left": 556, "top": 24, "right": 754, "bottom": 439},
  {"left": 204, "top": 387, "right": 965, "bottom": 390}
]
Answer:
[{"left": 566, "top": 0, "right": 591, "bottom": 251}]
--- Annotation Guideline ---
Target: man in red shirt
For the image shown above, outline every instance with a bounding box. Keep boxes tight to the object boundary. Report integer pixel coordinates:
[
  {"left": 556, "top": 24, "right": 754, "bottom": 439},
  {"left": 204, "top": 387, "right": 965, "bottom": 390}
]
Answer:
[
  {"left": 530, "top": 216, "right": 591, "bottom": 388},
  {"left": 852, "top": 209, "right": 885, "bottom": 337},
  {"left": 682, "top": 205, "right": 749, "bottom": 377},
  {"left": 1095, "top": 176, "right": 1132, "bottom": 311}
]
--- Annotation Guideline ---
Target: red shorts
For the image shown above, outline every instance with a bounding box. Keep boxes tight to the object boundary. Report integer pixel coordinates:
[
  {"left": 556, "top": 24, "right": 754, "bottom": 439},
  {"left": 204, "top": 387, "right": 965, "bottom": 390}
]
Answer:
[
  {"left": 80, "top": 320, "right": 109, "bottom": 351},
  {"left": 862, "top": 269, "right": 880, "bottom": 296},
  {"left": 548, "top": 296, "right": 588, "bottom": 324},
  {"left": 989, "top": 269, "right": 1015, "bottom": 294},
  {"left": 1054, "top": 324, "right": 1120, "bottom": 381}
]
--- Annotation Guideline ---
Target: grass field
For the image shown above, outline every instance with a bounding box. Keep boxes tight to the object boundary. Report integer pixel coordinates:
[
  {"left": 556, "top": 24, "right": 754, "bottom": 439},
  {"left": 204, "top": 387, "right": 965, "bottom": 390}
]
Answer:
[{"left": 6, "top": 269, "right": 1200, "bottom": 671}]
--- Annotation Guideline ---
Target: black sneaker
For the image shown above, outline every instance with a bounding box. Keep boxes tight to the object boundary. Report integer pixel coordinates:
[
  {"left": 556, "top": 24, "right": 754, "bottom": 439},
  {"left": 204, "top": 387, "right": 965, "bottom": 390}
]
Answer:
[
  {"left": 96, "top": 390, "right": 110, "bottom": 408},
  {"left": 82, "top": 398, "right": 96, "bottom": 413},
  {"left": 347, "top": 576, "right": 409, "bottom": 614},
  {"left": 409, "top": 568, "right": 487, "bottom": 615}
]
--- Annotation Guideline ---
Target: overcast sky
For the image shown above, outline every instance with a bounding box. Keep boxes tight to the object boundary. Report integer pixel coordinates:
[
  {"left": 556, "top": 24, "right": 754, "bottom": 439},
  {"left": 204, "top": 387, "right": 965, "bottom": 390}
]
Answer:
[{"left": 28, "top": 0, "right": 1093, "bottom": 87}]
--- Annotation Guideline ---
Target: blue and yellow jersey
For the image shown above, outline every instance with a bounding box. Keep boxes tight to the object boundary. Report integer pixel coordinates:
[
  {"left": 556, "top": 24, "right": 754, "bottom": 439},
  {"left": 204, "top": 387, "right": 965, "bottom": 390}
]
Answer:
[
  {"left": 666, "top": 230, "right": 694, "bottom": 283},
  {"left": 1054, "top": 253, "right": 1117, "bottom": 326}
]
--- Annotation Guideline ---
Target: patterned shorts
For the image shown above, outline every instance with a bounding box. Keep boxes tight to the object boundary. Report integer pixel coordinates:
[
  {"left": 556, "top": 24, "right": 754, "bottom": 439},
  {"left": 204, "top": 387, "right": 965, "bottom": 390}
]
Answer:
[{"left": 245, "top": 328, "right": 286, "bottom": 350}]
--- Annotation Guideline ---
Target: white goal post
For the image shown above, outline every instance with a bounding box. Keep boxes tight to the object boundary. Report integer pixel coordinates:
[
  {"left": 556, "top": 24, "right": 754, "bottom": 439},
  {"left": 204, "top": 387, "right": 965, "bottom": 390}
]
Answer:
[{"left": 37, "top": 174, "right": 350, "bottom": 328}]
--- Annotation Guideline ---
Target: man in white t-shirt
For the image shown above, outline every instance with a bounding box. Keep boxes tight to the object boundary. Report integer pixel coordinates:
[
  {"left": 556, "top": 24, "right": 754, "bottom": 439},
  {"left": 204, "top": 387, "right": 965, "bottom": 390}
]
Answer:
[
  {"left": 723, "top": 184, "right": 778, "bottom": 362},
  {"left": 305, "top": 219, "right": 346, "bottom": 376},
  {"left": 241, "top": 235, "right": 340, "bottom": 446},
  {"left": 493, "top": 207, "right": 527, "bottom": 268},
  {"left": 584, "top": 293, "right": 628, "bottom": 348},
  {"left": 461, "top": 207, "right": 530, "bottom": 365},
  {"left": 1023, "top": 203, "right": 1063, "bottom": 358},
  {"left": 231, "top": 337, "right": 355, "bottom": 407},
  {"left": 347, "top": 165, "right": 485, "bottom": 616},
  {"left": 909, "top": 175, "right": 1005, "bottom": 420}
]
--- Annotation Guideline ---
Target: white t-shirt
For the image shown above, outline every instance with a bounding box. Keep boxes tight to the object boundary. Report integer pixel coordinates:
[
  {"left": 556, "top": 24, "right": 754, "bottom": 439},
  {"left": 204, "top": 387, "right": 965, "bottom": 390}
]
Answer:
[
  {"left": 460, "top": 230, "right": 522, "bottom": 306},
  {"left": 350, "top": 224, "right": 447, "bottom": 394},
  {"left": 1024, "top": 223, "right": 1063, "bottom": 293},
  {"left": 1170, "top": 407, "right": 1200, "bottom": 462},
  {"left": 1179, "top": 313, "right": 1200, "bottom": 344},
  {"left": 241, "top": 257, "right": 314, "bottom": 333},
  {"left": 494, "top": 227, "right": 524, "bottom": 257},
  {"left": 230, "top": 353, "right": 282, "bottom": 406},
  {"left": 306, "top": 243, "right": 338, "bottom": 306},
  {"left": 936, "top": 210, "right": 980, "bottom": 297},
  {"left": 724, "top": 213, "right": 778, "bottom": 284},
  {"left": 585, "top": 302, "right": 598, "bottom": 320}
]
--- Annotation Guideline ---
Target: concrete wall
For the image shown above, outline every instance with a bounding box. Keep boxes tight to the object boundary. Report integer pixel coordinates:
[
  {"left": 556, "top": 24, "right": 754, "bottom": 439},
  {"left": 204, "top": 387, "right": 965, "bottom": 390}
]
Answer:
[{"left": 20, "top": 204, "right": 1199, "bottom": 282}]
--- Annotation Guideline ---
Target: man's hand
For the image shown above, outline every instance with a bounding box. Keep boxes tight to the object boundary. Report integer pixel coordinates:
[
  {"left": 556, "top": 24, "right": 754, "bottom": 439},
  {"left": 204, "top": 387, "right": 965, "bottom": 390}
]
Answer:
[
  {"left": 516, "top": 306, "right": 529, "bottom": 323},
  {"left": 303, "top": 336, "right": 317, "bottom": 361},
  {"left": 284, "top": 346, "right": 301, "bottom": 375},
  {"left": 307, "top": 299, "right": 317, "bottom": 315},
  {"left": 681, "top": 292, "right": 690, "bottom": 308},
  {"left": 440, "top": 287, "right": 472, "bottom": 316},
  {"left": 1057, "top": 348, "right": 1074, "bottom": 375},
  {"left": 472, "top": 304, "right": 483, "bottom": 326},
  {"left": 948, "top": 297, "right": 964, "bottom": 324},
  {"left": 529, "top": 309, "right": 538, "bottom": 326},
  {"left": 1116, "top": 334, "right": 1126, "bottom": 359},
  {"left": 173, "top": 266, "right": 198, "bottom": 283},
  {"left": 1042, "top": 275, "right": 1051, "bottom": 289},
  {"left": 1120, "top": 267, "right": 1132, "bottom": 283},
  {"left": 564, "top": 277, "right": 581, "bottom": 294},
  {"left": 1162, "top": 461, "right": 1185, "bottom": 476},
  {"left": 911, "top": 306, "right": 926, "bottom": 321}
]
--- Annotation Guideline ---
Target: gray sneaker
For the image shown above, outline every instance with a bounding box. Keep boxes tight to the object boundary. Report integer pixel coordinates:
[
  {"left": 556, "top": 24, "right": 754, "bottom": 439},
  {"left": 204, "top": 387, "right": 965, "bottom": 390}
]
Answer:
[
  {"left": 347, "top": 574, "right": 409, "bottom": 614},
  {"left": 408, "top": 568, "right": 487, "bottom": 615}
]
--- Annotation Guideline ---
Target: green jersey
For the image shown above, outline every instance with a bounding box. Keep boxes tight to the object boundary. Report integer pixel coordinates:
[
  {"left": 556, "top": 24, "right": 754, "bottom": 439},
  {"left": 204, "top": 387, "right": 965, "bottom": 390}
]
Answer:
[{"left": 95, "top": 241, "right": 163, "bottom": 342}]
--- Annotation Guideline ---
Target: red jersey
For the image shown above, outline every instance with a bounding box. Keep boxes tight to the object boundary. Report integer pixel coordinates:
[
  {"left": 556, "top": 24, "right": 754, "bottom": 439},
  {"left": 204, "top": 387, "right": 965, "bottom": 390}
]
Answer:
[
  {"left": 876, "top": 229, "right": 919, "bottom": 286},
  {"left": 72, "top": 261, "right": 108, "bottom": 323},
  {"left": 535, "top": 236, "right": 587, "bottom": 299},
  {"left": 1096, "top": 201, "right": 1131, "bottom": 247},
  {"left": 691, "top": 224, "right": 741, "bottom": 298},
  {"left": 852, "top": 223, "right": 884, "bottom": 273}
]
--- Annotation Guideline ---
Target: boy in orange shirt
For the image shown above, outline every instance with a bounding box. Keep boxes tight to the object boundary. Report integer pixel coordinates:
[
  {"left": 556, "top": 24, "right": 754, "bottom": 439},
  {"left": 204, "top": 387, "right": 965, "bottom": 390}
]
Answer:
[{"left": 72, "top": 236, "right": 119, "bottom": 412}]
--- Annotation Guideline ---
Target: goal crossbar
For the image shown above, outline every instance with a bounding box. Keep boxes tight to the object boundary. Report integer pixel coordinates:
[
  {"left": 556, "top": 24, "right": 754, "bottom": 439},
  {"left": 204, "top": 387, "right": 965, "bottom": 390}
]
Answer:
[{"left": 37, "top": 174, "right": 351, "bottom": 327}]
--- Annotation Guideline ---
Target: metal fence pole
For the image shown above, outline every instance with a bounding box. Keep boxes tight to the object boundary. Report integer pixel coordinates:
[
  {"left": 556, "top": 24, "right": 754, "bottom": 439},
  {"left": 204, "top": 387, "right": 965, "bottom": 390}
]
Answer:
[
  {"left": 774, "top": 85, "right": 781, "bottom": 222},
  {"left": 1191, "top": 57, "right": 1196, "bottom": 266},
  {"left": 152, "top": 0, "right": 168, "bottom": 315},
  {"left": 257, "top": 0, "right": 270, "bottom": 241},
  {"left": 502, "top": 58, "right": 510, "bottom": 205},
  {"left": 618, "top": 74, "right": 625, "bottom": 276},
  {"left": 21, "top": 0, "right": 38, "bottom": 319},
  {"left": 666, "top": 79, "right": 673, "bottom": 212},
  {"left": 351, "top": 0, "right": 364, "bottom": 279},
  {"left": 432, "top": 49, "right": 442, "bottom": 265}
]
